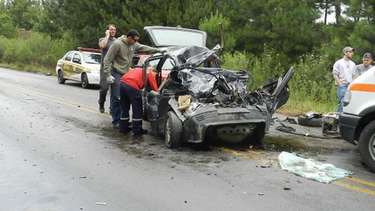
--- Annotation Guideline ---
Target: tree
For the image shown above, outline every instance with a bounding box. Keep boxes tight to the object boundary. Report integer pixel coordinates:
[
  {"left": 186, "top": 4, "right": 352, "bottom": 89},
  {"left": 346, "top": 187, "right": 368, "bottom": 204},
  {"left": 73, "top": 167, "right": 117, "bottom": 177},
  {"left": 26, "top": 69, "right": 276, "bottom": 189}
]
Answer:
[
  {"left": 217, "top": 0, "right": 322, "bottom": 62},
  {"left": 199, "top": 11, "right": 236, "bottom": 50},
  {"left": 7, "top": 0, "right": 41, "bottom": 30}
]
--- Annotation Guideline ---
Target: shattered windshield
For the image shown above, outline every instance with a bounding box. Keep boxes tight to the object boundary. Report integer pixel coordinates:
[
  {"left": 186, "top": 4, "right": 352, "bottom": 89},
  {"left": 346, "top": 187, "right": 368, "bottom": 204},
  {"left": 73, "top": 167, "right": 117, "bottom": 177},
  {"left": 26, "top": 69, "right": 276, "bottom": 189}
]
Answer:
[
  {"left": 163, "top": 46, "right": 249, "bottom": 99},
  {"left": 178, "top": 69, "right": 217, "bottom": 97}
]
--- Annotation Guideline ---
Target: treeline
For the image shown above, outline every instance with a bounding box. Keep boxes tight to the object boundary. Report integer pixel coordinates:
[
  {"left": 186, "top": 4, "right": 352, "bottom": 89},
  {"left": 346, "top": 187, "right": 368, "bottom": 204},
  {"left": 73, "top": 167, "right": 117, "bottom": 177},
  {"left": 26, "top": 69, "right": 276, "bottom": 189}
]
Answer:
[{"left": 1, "top": 0, "right": 375, "bottom": 112}]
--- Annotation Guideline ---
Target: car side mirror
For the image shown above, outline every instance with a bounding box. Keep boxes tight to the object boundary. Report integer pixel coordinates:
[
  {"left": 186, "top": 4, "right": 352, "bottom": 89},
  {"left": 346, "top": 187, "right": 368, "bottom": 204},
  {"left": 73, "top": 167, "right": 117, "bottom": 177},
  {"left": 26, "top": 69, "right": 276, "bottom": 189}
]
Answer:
[{"left": 73, "top": 58, "right": 81, "bottom": 64}]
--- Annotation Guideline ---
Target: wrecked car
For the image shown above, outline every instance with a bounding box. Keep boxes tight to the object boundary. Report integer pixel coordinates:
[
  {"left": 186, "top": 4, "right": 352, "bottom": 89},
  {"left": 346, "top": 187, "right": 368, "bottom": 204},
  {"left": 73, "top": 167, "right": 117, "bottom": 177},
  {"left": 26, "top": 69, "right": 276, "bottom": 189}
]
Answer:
[{"left": 141, "top": 45, "right": 293, "bottom": 148}]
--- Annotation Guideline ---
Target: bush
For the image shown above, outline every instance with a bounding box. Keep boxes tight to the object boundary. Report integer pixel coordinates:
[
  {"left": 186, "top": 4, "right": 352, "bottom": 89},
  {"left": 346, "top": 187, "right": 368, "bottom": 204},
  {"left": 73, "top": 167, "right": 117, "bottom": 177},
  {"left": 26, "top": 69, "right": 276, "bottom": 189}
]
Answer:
[
  {"left": 222, "top": 48, "right": 336, "bottom": 113},
  {"left": 286, "top": 53, "right": 336, "bottom": 113},
  {"left": 0, "top": 30, "right": 75, "bottom": 70}
]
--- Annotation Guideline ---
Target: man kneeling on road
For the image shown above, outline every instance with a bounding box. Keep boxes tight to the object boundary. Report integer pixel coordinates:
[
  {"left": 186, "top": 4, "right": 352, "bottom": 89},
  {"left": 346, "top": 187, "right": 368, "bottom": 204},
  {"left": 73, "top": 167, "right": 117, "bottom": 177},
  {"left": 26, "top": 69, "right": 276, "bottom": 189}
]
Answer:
[{"left": 119, "top": 66, "right": 159, "bottom": 137}]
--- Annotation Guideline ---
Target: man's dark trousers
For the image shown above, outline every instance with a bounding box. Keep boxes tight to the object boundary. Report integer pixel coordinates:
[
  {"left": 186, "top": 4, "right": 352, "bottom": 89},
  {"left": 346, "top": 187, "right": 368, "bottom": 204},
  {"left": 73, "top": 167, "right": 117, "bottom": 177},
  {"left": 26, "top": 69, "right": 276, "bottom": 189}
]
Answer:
[
  {"left": 98, "top": 64, "right": 109, "bottom": 109},
  {"left": 119, "top": 83, "right": 143, "bottom": 135}
]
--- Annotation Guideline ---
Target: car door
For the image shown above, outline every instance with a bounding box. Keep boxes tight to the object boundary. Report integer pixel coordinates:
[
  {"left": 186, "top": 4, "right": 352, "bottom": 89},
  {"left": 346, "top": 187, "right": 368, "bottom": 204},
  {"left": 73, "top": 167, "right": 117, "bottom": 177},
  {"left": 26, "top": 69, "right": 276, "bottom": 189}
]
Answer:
[
  {"left": 261, "top": 67, "right": 294, "bottom": 114},
  {"left": 71, "top": 53, "right": 83, "bottom": 81},
  {"left": 62, "top": 51, "right": 74, "bottom": 79}
]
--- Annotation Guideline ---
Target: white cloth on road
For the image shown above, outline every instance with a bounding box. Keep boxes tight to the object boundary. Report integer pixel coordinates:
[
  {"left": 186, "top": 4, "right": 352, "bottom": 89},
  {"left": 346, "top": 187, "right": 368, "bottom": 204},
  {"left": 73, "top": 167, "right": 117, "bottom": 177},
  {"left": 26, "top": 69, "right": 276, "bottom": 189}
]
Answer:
[{"left": 278, "top": 151, "right": 352, "bottom": 183}]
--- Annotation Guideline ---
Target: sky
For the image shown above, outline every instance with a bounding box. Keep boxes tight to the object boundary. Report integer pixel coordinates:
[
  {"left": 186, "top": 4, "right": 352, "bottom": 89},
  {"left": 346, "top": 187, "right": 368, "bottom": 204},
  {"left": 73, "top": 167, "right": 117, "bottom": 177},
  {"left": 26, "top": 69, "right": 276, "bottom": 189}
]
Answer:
[{"left": 316, "top": 4, "right": 350, "bottom": 24}]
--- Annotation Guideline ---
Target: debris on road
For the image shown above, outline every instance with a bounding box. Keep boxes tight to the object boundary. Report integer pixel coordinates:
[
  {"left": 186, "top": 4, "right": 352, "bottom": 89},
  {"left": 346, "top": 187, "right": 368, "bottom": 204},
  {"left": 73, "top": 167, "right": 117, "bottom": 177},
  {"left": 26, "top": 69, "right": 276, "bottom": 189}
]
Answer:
[
  {"left": 278, "top": 151, "right": 352, "bottom": 183},
  {"left": 95, "top": 202, "right": 107, "bottom": 206},
  {"left": 322, "top": 112, "right": 339, "bottom": 136},
  {"left": 297, "top": 112, "right": 322, "bottom": 127}
]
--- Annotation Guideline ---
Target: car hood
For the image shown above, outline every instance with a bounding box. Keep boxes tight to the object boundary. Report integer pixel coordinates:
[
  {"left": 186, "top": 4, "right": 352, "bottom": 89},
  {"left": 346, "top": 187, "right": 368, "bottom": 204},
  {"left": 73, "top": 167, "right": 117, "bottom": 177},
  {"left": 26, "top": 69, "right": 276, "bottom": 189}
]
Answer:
[
  {"left": 159, "top": 46, "right": 294, "bottom": 114},
  {"left": 144, "top": 26, "right": 207, "bottom": 48}
]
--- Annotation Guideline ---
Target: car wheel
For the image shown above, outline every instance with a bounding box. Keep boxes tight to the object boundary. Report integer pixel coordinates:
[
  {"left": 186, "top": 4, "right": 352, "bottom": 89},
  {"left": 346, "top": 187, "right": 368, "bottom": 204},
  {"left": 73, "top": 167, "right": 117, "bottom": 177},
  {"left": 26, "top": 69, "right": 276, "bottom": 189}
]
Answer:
[
  {"left": 164, "top": 111, "right": 183, "bottom": 149},
  {"left": 57, "top": 70, "right": 65, "bottom": 84},
  {"left": 359, "top": 120, "right": 375, "bottom": 172},
  {"left": 81, "top": 73, "right": 89, "bottom": 88},
  {"left": 298, "top": 116, "right": 322, "bottom": 127},
  {"left": 243, "top": 124, "right": 265, "bottom": 148}
]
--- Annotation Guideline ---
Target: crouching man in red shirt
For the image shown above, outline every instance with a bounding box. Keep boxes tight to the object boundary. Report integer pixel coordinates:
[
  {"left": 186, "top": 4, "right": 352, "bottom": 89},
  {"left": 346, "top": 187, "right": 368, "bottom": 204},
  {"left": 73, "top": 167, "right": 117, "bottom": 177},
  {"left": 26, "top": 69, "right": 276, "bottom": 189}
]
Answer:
[{"left": 119, "top": 66, "right": 158, "bottom": 137}]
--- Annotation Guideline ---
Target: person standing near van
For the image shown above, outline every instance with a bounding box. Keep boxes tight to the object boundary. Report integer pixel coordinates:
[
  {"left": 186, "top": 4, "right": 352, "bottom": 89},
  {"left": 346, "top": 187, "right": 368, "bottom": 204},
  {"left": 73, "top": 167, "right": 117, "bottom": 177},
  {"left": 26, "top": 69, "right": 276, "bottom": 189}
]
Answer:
[
  {"left": 98, "top": 24, "right": 117, "bottom": 113},
  {"left": 353, "top": 52, "right": 373, "bottom": 79},
  {"left": 103, "top": 29, "right": 161, "bottom": 129},
  {"left": 332, "top": 46, "right": 356, "bottom": 113}
]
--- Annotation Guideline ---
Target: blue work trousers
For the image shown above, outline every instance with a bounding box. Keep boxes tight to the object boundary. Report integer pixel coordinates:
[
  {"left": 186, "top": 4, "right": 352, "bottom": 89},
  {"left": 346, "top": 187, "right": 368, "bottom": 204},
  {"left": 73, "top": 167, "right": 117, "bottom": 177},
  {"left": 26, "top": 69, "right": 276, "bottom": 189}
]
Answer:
[{"left": 336, "top": 84, "right": 348, "bottom": 113}]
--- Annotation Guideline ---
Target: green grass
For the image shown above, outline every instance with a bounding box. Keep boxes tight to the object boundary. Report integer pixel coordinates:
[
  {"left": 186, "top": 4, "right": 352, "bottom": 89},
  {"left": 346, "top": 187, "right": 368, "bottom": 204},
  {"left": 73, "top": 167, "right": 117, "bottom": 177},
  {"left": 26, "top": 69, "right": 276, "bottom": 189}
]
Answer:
[
  {"left": 0, "top": 62, "right": 54, "bottom": 75},
  {"left": 279, "top": 98, "right": 336, "bottom": 116}
]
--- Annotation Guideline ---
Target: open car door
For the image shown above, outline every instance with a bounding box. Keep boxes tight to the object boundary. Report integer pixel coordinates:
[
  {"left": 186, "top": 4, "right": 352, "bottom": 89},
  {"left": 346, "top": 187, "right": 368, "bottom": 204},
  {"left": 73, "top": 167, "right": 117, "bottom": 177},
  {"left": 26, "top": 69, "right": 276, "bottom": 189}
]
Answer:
[{"left": 258, "top": 67, "right": 294, "bottom": 114}]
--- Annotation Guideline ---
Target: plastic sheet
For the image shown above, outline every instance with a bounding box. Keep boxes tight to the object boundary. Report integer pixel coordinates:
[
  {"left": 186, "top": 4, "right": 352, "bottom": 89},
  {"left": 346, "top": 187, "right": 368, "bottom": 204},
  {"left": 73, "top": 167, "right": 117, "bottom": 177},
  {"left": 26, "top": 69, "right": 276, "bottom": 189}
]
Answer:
[{"left": 278, "top": 151, "right": 352, "bottom": 183}]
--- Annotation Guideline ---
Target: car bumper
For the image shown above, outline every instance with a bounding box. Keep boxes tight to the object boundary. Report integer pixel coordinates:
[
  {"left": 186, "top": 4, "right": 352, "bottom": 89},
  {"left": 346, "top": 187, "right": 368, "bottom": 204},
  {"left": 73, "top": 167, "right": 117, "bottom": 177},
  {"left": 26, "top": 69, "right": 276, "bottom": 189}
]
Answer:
[
  {"left": 339, "top": 112, "right": 361, "bottom": 144},
  {"left": 183, "top": 107, "right": 267, "bottom": 143}
]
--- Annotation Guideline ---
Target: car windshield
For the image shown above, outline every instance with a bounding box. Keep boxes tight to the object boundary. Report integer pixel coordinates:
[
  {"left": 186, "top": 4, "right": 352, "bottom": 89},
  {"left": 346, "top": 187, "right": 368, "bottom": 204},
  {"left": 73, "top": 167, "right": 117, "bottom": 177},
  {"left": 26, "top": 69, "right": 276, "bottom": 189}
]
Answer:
[
  {"left": 148, "top": 28, "right": 206, "bottom": 47},
  {"left": 82, "top": 52, "right": 101, "bottom": 64}
]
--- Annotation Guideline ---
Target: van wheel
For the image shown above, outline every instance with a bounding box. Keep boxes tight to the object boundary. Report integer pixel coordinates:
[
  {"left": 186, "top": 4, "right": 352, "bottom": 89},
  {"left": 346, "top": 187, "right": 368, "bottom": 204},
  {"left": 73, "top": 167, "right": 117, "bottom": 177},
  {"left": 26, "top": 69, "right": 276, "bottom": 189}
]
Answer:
[
  {"left": 57, "top": 70, "right": 65, "bottom": 84},
  {"left": 81, "top": 73, "right": 89, "bottom": 88},
  {"left": 164, "top": 111, "right": 182, "bottom": 149},
  {"left": 359, "top": 120, "right": 375, "bottom": 172}
]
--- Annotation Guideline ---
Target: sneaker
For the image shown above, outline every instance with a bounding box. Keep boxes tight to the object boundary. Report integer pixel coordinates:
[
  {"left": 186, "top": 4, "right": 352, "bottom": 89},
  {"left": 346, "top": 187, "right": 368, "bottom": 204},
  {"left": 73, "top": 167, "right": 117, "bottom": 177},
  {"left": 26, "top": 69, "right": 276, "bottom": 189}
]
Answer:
[{"left": 99, "top": 102, "right": 105, "bottom": 113}]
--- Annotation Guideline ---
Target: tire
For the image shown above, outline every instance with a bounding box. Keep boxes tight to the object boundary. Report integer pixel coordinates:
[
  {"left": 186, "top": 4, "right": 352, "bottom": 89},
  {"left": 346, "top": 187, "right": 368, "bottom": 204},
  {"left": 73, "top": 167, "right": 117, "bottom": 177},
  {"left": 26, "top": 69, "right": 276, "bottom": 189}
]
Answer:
[
  {"left": 81, "top": 73, "right": 89, "bottom": 89},
  {"left": 243, "top": 124, "right": 265, "bottom": 148},
  {"left": 359, "top": 120, "right": 375, "bottom": 172},
  {"left": 298, "top": 116, "right": 322, "bottom": 127},
  {"left": 57, "top": 70, "right": 65, "bottom": 84},
  {"left": 164, "top": 111, "right": 183, "bottom": 149}
]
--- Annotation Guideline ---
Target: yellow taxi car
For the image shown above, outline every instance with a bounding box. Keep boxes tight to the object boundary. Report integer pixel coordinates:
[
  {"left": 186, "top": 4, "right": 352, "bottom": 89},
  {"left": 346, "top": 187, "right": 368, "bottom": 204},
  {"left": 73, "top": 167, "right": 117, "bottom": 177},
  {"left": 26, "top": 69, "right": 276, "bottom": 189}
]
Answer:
[{"left": 56, "top": 48, "right": 101, "bottom": 88}]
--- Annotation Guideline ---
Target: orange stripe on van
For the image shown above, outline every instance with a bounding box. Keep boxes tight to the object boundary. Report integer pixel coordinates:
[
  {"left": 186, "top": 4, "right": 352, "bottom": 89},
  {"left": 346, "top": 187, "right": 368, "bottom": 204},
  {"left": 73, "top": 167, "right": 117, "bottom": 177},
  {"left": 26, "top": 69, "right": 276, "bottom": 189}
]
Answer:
[{"left": 349, "top": 83, "right": 375, "bottom": 92}]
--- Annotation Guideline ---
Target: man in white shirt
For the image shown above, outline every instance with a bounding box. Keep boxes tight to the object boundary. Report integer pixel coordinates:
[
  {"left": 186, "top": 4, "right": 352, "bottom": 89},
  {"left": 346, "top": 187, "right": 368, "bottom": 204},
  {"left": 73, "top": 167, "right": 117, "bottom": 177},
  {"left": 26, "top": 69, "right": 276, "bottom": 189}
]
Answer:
[{"left": 332, "top": 46, "right": 356, "bottom": 112}]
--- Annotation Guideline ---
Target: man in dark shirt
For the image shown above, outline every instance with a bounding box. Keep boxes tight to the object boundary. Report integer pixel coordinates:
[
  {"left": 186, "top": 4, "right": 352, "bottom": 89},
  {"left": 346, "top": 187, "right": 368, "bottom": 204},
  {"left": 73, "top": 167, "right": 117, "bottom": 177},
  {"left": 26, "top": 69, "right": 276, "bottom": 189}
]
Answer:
[
  {"left": 98, "top": 24, "right": 117, "bottom": 113},
  {"left": 353, "top": 52, "right": 373, "bottom": 79}
]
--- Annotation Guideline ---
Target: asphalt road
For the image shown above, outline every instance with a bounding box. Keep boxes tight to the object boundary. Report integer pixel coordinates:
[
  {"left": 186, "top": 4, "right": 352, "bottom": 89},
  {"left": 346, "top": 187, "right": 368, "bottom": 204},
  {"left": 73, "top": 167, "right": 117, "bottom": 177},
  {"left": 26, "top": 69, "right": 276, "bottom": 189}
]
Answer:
[{"left": 0, "top": 67, "right": 374, "bottom": 211}]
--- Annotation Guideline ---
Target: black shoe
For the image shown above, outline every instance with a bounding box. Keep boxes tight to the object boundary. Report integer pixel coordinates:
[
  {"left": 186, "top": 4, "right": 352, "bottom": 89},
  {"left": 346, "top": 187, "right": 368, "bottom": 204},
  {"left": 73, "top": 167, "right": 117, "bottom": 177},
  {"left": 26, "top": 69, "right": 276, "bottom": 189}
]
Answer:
[
  {"left": 99, "top": 102, "right": 105, "bottom": 113},
  {"left": 119, "top": 127, "right": 131, "bottom": 134},
  {"left": 133, "top": 129, "right": 148, "bottom": 136},
  {"left": 112, "top": 123, "right": 120, "bottom": 130}
]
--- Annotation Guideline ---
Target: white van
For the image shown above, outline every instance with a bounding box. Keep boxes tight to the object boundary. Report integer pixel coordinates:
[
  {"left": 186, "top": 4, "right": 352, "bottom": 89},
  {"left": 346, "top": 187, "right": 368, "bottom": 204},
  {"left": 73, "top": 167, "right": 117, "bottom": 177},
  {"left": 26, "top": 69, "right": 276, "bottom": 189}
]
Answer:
[{"left": 340, "top": 66, "right": 375, "bottom": 172}]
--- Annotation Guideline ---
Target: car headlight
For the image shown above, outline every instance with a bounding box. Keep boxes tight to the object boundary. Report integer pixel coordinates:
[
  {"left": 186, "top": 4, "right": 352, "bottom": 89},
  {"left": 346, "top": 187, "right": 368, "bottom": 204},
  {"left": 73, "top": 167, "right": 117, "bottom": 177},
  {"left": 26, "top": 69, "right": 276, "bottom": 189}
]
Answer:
[{"left": 343, "top": 90, "right": 351, "bottom": 106}]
